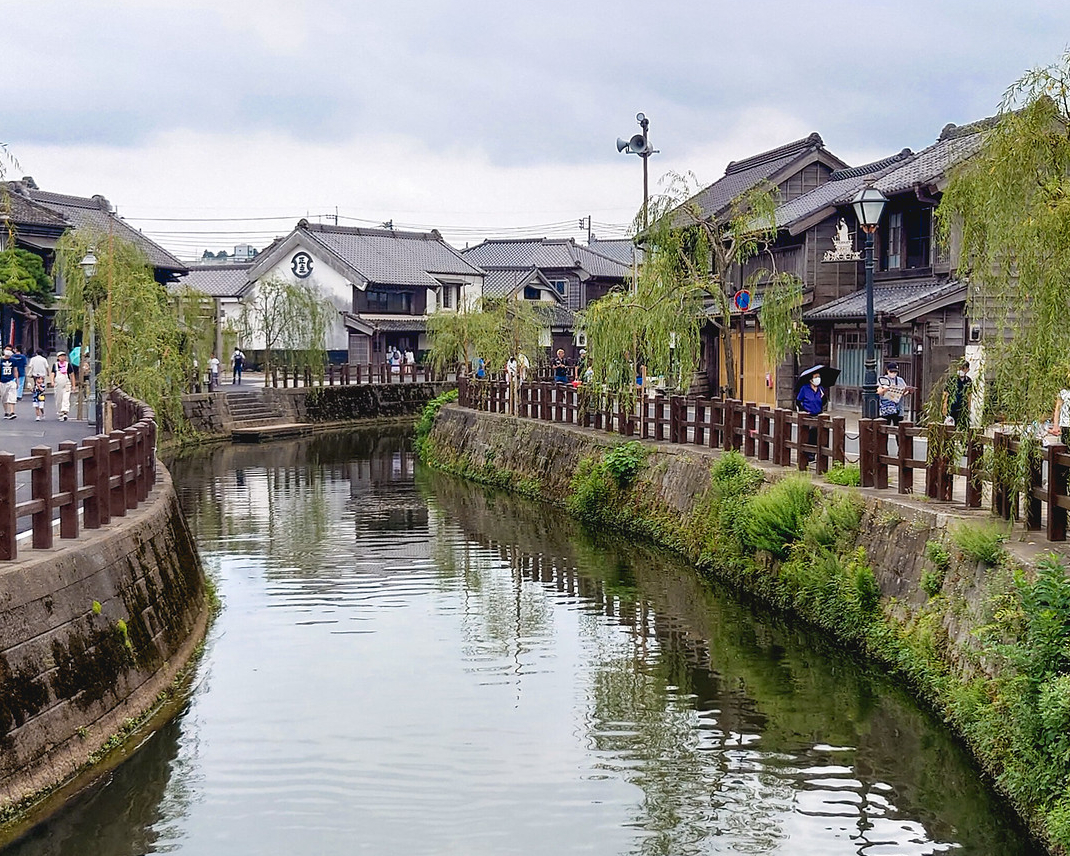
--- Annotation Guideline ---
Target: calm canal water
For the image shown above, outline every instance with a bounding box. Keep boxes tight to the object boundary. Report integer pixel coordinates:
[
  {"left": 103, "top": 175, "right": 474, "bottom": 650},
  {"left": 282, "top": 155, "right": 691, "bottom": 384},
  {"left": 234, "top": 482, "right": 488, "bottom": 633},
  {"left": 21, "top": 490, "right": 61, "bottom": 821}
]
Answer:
[{"left": 2, "top": 429, "right": 1043, "bottom": 855}]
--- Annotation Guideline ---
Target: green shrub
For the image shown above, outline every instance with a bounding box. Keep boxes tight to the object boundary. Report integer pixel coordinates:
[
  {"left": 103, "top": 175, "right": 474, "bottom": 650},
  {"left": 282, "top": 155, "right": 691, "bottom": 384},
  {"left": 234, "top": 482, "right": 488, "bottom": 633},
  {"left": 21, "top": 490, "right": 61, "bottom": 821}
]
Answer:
[
  {"left": 921, "top": 539, "right": 952, "bottom": 597},
  {"left": 603, "top": 441, "right": 648, "bottom": 488},
  {"left": 742, "top": 475, "right": 816, "bottom": 559},
  {"left": 568, "top": 456, "right": 612, "bottom": 521},
  {"left": 414, "top": 388, "right": 459, "bottom": 460},
  {"left": 802, "top": 492, "right": 864, "bottom": 551},
  {"left": 824, "top": 462, "right": 861, "bottom": 486},
  {"left": 951, "top": 521, "right": 1008, "bottom": 567}
]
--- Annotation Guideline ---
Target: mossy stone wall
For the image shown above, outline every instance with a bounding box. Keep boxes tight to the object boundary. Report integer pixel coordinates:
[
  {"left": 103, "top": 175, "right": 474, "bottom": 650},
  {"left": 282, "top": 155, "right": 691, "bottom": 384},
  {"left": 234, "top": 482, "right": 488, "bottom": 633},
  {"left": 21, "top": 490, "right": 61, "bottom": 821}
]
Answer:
[{"left": 0, "top": 467, "right": 208, "bottom": 814}]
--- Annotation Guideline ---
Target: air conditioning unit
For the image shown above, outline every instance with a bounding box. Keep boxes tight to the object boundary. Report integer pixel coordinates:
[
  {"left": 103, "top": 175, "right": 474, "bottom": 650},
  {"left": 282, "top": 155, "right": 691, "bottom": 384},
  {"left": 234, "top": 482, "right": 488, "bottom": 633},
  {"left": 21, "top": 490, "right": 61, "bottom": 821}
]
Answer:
[{"left": 968, "top": 324, "right": 982, "bottom": 343}]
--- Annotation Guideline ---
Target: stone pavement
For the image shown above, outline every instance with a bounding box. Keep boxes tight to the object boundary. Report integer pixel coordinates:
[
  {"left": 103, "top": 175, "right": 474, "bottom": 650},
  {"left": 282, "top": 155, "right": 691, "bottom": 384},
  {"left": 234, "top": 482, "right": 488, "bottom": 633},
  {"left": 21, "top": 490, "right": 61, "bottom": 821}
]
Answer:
[{"left": 0, "top": 391, "right": 96, "bottom": 459}]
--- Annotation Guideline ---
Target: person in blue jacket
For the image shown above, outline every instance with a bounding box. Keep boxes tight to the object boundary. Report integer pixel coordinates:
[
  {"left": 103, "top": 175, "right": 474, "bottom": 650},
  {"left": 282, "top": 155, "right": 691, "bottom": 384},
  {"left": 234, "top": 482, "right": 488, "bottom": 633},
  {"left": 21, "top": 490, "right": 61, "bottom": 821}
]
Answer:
[{"left": 796, "top": 370, "right": 826, "bottom": 463}]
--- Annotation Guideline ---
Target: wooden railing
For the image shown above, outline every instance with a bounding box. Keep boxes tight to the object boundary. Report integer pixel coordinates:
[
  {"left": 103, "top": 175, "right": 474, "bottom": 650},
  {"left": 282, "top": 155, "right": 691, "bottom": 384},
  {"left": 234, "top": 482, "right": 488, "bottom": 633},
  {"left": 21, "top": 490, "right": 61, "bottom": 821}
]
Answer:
[
  {"left": 458, "top": 378, "right": 1070, "bottom": 543},
  {"left": 269, "top": 363, "right": 443, "bottom": 388},
  {"left": 0, "top": 388, "right": 158, "bottom": 561}
]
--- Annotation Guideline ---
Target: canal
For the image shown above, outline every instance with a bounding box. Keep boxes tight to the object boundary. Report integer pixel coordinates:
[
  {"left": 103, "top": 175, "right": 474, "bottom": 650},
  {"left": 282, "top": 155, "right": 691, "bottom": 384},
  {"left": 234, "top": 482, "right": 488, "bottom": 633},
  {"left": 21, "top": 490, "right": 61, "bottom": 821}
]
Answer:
[{"left": 1, "top": 429, "right": 1043, "bottom": 855}]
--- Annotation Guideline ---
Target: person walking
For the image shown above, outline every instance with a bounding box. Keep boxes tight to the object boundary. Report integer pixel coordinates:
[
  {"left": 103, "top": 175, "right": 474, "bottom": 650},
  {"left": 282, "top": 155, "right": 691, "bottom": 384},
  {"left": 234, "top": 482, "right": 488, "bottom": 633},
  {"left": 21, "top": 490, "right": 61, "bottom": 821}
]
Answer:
[
  {"left": 208, "top": 353, "right": 221, "bottom": 390},
  {"left": 876, "top": 362, "right": 911, "bottom": 425},
  {"left": 11, "top": 346, "right": 27, "bottom": 401},
  {"left": 552, "top": 348, "right": 570, "bottom": 384},
  {"left": 51, "top": 351, "right": 72, "bottom": 421},
  {"left": 0, "top": 348, "right": 19, "bottom": 419},
  {"left": 232, "top": 348, "right": 245, "bottom": 384},
  {"left": 796, "top": 369, "right": 827, "bottom": 463},
  {"left": 27, "top": 350, "right": 49, "bottom": 421},
  {"left": 942, "top": 360, "right": 973, "bottom": 429}
]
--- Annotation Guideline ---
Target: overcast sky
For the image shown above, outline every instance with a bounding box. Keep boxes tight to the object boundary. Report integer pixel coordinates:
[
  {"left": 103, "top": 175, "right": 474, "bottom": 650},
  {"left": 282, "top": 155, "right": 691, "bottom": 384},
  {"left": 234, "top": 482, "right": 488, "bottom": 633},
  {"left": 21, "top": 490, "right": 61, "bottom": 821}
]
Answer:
[{"left": 3, "top": 1, "right": 1069, "bottom": 260}]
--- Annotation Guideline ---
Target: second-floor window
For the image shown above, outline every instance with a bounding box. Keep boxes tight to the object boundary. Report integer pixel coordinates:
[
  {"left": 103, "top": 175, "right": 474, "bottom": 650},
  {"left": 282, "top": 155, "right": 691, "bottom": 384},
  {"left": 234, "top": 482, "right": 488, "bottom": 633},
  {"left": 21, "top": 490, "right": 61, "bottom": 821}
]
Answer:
[
  {"left": 440, "top": 285, "right": 455, "bottom": 310},
  {"left": 523, "top": 285, "right": 541, "bottom": 300},
  {"left": 550, "top": 279, "right": 568, "bottom": 297},
  {"left": 367, "top": 290, "right": 412, "bottom": 314}
]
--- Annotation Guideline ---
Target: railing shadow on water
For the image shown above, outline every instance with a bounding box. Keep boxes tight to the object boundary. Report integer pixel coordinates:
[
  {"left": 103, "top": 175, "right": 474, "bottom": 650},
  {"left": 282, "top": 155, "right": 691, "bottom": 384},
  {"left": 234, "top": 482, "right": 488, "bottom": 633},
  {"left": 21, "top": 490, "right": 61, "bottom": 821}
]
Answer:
[{"left": 457, "top": 377, "right": 1070, "bottom": 545}]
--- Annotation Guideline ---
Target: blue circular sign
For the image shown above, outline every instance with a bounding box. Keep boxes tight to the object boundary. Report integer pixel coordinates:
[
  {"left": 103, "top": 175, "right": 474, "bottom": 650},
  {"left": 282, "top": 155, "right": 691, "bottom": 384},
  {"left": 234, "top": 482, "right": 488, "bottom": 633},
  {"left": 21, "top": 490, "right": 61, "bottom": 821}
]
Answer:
[{"left": 733, "top": 289, "right": 751, "bottom": 311}]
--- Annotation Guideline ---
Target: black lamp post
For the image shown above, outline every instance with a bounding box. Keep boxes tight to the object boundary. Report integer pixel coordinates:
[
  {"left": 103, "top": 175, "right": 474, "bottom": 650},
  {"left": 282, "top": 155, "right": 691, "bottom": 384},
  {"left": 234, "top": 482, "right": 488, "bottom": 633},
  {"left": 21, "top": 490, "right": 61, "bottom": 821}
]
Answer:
[{"left": 851, "top": 186, "right": 888, "bottom": 419}]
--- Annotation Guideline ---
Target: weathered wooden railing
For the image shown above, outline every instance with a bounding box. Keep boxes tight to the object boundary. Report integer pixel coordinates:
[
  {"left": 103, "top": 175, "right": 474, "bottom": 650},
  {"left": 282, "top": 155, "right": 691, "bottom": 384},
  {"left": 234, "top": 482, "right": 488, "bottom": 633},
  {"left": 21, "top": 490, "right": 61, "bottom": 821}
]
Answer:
[
  {"left": 458, "top": 378, "right": 1070, "bottom": 543},
  {"left": 269, "top": 363, "right": 442, "bottom": 388},
  {"left": 0, "top": 388, "right": 158, "bottom": 561}
]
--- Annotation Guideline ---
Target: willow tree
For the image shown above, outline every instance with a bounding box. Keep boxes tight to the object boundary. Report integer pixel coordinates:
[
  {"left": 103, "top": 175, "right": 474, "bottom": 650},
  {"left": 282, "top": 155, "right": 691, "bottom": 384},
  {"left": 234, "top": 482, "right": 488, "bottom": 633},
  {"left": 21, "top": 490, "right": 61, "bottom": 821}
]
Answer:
[
  {"left": 56, "top": 230, "right": 190, "bottom": 432},
  {"left": 939, "top": 50, "right": 1070, "bottom": 426},
  {"left": 426, "top": 296, "right": 542, "bottom": 377},
  {"left": 239, "top": 276, "right": 336, "bottom": 376},
  {"left": 578, "top": 173, "right": 807, "bottom": 399}
]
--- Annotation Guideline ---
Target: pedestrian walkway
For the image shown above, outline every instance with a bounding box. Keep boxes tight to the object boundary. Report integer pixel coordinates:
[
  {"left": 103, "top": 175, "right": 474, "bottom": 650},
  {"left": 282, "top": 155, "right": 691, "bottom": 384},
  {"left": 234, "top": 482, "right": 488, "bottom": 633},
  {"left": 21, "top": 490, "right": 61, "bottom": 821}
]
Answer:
[{"left": 0, "top": 392, "right": 96, "bottom": 458}]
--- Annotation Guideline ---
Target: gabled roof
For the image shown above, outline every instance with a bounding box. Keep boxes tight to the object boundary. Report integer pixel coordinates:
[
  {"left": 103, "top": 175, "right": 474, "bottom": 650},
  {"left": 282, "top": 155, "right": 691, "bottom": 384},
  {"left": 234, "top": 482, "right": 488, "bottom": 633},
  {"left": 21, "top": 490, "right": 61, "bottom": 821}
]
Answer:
[
  {"left": 462, "top": 237, "right": 630, "bottom": 280},
  {"left": 587, "top": 237, "right": 644, "bottom": 267},
  {"left": 172, "top": 263, "right": 252, "bottom": 299},
  {"left": 483, "top": 267, "right": 557, "bottom": 299},
  {"left": 681, "top": 133, "right": 848, "bottom": 223},
  {"left": 769, "top": 149, "right": 915, "bottom": 235},
  {"left": 873, "top": 123, "right": 988, "bottom": 196},
  {"left": 8, "top": 178, "right": 186, "bottom": 273},
  {"left": 803, "top": 278, "right": 964, "bottom": 322},
  {"left": 248, "top": 221, "right": 482, "bottom": 289}
]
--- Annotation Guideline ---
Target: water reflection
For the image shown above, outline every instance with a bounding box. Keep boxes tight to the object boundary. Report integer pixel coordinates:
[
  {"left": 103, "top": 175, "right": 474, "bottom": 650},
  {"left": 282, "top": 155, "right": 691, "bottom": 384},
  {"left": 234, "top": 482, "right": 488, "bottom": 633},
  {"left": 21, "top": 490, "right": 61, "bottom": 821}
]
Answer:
[{"left": 1, "top": 430, "right": 1044, "bottom": 855}]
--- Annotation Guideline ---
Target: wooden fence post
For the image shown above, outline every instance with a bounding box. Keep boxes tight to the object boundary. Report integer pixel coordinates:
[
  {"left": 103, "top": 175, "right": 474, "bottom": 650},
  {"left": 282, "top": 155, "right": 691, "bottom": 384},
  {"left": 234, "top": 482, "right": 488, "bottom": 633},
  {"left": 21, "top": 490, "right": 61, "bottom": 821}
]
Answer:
[
  {"left": 30, "top": 446, "right": 53, "bottom": 550},
  {"left": 0, "top": 452, "right": 14, "bottom": 560},
  {"left": 875, "top": 422, "right": 889, "bottom": 489},
  {"left": 897, "top": 421, "right": 914, "bottom": 494},
  {"left": 992, "top": 430, "right": 1012, "bottom": 519},
  {"left": 109, "top": 431, "right": 126, "bottom": 519},
  {"left": 124, "top": 428, "right": 138, "bottom": 510},
  {"left": 59, "top": 440, "right": 79, "bottom": 539},
  {"left": 859, "top": 419, "right": 876, "bottom": 487},
  {"left": 964, "top": 433, "right": 983, "bottom": 508},
  {"left": 1048, "top": 445, "right": 1069, "bottom": 542}
]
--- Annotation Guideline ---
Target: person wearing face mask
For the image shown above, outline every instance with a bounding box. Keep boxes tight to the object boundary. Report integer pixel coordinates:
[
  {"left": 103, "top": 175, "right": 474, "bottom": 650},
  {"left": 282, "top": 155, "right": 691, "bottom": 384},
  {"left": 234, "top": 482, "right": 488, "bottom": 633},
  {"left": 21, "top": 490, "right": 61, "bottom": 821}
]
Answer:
[
  {"left": 877, "top": 362, "right": 911, "bottom": 425},
  {"left": 0, "top": 348, "right": 19, "bottom": 419},
  {"left": 796, "top": 370, "right": 826, "bottom": 462},
  {"left": 942, "top": 360, "right": 972, "bottom": 429}
]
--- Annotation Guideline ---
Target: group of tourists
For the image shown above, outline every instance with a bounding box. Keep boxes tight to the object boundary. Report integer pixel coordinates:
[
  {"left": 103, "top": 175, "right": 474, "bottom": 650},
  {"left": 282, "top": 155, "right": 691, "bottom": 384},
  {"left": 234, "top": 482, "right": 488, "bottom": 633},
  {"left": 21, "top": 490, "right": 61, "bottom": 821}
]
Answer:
[
  {"left": 0, "top": 346, "right": 76, "bottom": 422},
  {"left": 795, "top": 358, "right": 974, "bottom": 428}
]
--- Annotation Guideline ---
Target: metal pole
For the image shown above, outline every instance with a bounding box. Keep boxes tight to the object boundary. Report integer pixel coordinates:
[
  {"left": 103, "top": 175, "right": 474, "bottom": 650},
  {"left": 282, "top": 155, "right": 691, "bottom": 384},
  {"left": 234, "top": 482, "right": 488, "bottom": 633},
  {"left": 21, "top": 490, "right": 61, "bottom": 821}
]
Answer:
[
  {"left": 87, "top": 303, "right": 96, "bottom": 426},
  {"left": 640, "top": 117, "right": 650, "bottom": 232},
  {"left": 863, "top": 229, "right": 878, "bottom": 419}
]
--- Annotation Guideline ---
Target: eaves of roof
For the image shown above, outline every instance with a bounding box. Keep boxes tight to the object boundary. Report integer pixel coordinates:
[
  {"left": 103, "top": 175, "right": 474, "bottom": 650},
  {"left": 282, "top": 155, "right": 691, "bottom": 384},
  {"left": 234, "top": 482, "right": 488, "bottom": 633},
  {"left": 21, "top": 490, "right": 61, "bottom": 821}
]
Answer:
[{"left": 803, "top": 278, "right": 964, "bottom": 323}]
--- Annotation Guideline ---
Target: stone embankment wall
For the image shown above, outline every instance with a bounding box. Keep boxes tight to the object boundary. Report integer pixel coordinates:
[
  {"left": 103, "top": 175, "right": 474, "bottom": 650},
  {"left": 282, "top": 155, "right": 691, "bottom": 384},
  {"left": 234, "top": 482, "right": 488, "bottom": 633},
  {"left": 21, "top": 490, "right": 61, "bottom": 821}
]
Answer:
[
  {"left": 0, "top": 466, "right": 208, "bottom": 815},
  {"left": 183, "top": 382, "right": 450, "bottom": 435},
  {"left": 427, "top": 405, "right": 958, "bottom": 604}
]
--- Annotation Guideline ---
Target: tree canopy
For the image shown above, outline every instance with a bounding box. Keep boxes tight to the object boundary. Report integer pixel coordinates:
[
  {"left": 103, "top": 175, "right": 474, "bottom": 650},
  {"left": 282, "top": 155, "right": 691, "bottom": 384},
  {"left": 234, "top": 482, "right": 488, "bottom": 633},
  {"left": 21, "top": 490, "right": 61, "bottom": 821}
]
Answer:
[
  {"left": 0, "top": 248, "right": 53, "bottom": 306},
  {"left": 239, "top": 276, "right": 336, "bottom": 374},
  {"left": 426, "top": 296, "right": 543, "bottom": 376},
  {"left": 940, "top": 49, "right": 1070, "bottom": 425},
  {"left": 56, "top": 230, "right": 192, "bottom": 431},
  {"left": 577, "top": 173, "right": 807, "bottom": 399}
]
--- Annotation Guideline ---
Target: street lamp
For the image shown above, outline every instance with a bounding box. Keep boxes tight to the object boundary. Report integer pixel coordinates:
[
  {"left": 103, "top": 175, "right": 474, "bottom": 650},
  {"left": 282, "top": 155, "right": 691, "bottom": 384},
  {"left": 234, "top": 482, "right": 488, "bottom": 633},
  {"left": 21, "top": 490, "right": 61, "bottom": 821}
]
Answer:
[
  {"left": 78, "top": 250, "right": 98, "bottom": 427},
  {"left": 851, "top": 186, "right": 888, "bottom": 420},
  {"left": 616, "top": 112, "right": 656, "bottom": 231}
]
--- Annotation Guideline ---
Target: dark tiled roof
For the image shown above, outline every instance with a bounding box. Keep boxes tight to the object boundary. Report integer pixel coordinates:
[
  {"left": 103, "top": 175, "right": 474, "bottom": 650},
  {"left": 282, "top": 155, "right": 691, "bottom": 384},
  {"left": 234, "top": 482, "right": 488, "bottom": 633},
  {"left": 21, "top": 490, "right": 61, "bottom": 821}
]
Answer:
[
  {"left": 0, "top": 186, "right": 69, "bottom": 229},
  {"left": 302, "top": 223, "right": 481, "bottom": 287},
  {"left": 804, "top": 278, "right": 963, "bottom": 321},
  {"left": 463, "top": 237, "right": 630, "bottom": 280},
  {"left": 483, "top": 268, "right": 539, "bottom": 298},
  {"left": 587, "top": 238, "right": 644, "bottom": 267},
  {"left": 828, "top": 149, "right": 914, "bottom": 181},
  {"left": 531, "top": 302, "right": 575, "bottom": 329},
  {"left": 873, "top": 129, "right": 986, "bottom": 196},
  {"left": 172, "top": 263, "right": 252, "bottom": 298},
  {"left": 682, "top": 133, "right": 845, "bottom": 222},
  {"left": 770, "top": 149, "right": 916, "bottom": 232},
  {"left": 14, "top": 182, "right": 186, "bottom": 272}
]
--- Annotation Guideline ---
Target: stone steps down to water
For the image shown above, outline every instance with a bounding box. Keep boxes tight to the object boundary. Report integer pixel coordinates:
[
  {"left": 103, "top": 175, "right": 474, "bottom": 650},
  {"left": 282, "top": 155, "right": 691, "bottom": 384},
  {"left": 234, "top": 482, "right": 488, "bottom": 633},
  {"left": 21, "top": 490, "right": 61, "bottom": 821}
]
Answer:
[{"left": 224, "top": 391, "right": 285, "bottom": 427}]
